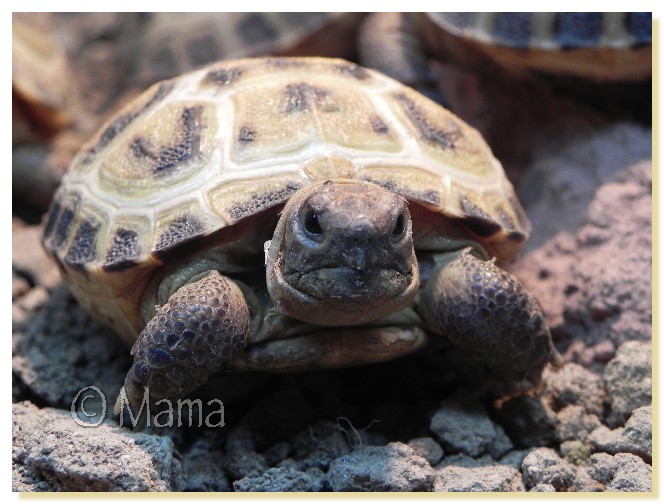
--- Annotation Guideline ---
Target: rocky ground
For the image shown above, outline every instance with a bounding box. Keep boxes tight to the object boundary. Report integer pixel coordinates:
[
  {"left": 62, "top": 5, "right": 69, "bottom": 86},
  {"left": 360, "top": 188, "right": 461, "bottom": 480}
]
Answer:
[
  {"left": 12, "top": 15, "right": 653, "bottom": 492},
  {"left": 12, "top": 119, "right": 653, "bottom": 491}
]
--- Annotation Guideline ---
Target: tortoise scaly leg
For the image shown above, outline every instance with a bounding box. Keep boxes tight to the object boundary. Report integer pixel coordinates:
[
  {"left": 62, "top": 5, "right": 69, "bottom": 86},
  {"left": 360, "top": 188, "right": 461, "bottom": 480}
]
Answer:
[
  {"left": 114, "top": 271, "right": 250, "bottom": 428},
  {"left": 417, "top": 248, "right": 561, "bottom": 395}
]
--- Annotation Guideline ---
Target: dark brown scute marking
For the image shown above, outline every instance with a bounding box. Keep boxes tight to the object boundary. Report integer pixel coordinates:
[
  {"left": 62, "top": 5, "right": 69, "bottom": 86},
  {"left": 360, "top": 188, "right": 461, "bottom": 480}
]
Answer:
[
  {"left": 205, "top": 66, "right": 244, "bottom": 86},
  {"left": 42, "top": 199, "right": 62, "bottom": 242},
  {"left": 395, "top": 93, "right": 459, "bottom": 150},
  {"left": 237, "top": 13, "right": 277, "bottom": 45},
  {"left": 361, "top": 177, "right": 441, "bottom": 207},
  {"left": 130, "top": 106, "right": 203, "bottom": 175},
  {"left": 154, "top": 215, "right": 205, "bottom": 253},
  {"left": 53, "top": 204, "right": 78, "bottom": 249},
  {"left": 227, "top": 183, "right": 303, "bottom": 221},
  {"left": 64, "top": 218, "right": 100, "bottom": 268},
  {"left": 284, "top": 83, "right": 309, "bottom": 112},
  {"left": 83, "top": 82, "right": 174, "bottom": 164},
  {"left": 103, "top": 227, "right": 141, "bottom": 271},
  {"left": 369, "top": 115, "right": 390, "bottom": 134},
  {"left": 238, "top": 126, "right": 256, "bottom": 143},
  {"left": 283, "top": 83, "right": 329, "bottom": 113},
  {"left": 459, "top": 196, "right": 501, "bottom": 237},
  {"left": 185, "top": 34, "right": 222, "bottom": 67},
  {"left": 334, "top": 62, "right": 370, "bottom": 80}
]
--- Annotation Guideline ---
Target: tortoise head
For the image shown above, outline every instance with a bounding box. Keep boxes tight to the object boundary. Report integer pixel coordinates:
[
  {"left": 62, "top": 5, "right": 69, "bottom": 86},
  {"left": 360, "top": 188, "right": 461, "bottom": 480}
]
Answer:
[{"left": 266, "top": 179, "right": 420, "bottom": 326}]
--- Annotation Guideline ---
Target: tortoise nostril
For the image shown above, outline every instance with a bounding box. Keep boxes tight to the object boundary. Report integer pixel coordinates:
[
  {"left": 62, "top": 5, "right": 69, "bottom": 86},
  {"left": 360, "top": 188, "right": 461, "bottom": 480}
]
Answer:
[{"left": 392, "top": 213, "right": 406, "bottom": 236}]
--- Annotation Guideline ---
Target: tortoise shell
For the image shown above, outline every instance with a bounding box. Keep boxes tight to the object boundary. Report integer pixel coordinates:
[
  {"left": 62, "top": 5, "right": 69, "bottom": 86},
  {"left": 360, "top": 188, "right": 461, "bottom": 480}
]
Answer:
[
  {"left": 41, "top": 56, "right": 530, "bottom": 341},
  {"left": 424, "top": 12, "right": 652, "bottom": 82}
]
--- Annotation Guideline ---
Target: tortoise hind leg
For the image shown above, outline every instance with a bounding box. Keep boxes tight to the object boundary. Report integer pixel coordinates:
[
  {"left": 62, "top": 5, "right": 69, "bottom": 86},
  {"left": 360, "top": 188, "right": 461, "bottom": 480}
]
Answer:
[
  {"left": 417, "top": 247, "right": 561, "bottom": 395},
  {"left": 114, "top": 270, "right": 250, "bottom": 428}
]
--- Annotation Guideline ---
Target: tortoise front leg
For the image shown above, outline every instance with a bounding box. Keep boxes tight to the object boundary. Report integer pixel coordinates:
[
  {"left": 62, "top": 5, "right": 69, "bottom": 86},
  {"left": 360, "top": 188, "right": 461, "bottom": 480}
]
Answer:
[
  {"left": 114, "top": 271, "right": 250, "bottom": 427},
  {"left": 417, "top": 248, "right": 560, "bottom": 395}
]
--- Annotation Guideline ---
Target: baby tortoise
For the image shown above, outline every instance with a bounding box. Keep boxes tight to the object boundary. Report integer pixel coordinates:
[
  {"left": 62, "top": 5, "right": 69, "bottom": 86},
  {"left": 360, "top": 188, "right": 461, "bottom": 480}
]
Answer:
[{"left": 40, "top": 57, "right": 560, "bottom": 424}]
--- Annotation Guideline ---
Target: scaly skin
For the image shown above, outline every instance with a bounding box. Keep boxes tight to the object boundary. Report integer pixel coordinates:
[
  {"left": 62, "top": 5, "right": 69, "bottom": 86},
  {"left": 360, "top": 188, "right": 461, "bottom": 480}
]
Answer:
[
  {"left": 114, "top": 271, "right": 250, "bottom": 427},
  {"left": 417, "top": 247, "right": 561, "bottom": 395}
]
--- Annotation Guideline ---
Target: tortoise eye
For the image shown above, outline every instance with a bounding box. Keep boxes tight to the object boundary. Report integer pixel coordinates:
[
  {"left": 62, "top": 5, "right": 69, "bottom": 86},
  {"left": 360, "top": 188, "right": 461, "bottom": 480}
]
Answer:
[{"left": 304, "top": 210, "right": 323, "bottom": 235}]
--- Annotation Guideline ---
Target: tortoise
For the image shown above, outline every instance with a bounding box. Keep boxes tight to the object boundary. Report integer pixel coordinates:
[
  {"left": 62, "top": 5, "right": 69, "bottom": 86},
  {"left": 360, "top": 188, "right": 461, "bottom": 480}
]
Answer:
[
  {"left": 41, "top": 56, "right": 559, "bottom": 424},
  {"left": 359, "top": 12, "right": 652, "bottom": 94},
  {"left": 132, "top": 12, "right": 366, "bottom": 88}
]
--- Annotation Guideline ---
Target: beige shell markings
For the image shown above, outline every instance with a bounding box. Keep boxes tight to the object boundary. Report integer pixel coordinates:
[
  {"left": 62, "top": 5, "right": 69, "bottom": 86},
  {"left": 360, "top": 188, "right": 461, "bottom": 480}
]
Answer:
[{"left": 42, "top": 57, "right": 529, "bottom": 343}]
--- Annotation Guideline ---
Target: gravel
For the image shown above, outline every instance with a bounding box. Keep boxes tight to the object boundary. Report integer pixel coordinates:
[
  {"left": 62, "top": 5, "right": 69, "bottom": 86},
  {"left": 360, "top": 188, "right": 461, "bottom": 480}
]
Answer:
[{"left": 13, "top": 45, "right": 652, "bottom": 493}]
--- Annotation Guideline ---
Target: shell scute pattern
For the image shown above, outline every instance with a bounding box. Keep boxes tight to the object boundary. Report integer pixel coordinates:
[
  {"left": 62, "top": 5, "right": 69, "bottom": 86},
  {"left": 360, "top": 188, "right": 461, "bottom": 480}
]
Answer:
[
  {"left": 43, "top": 57, "right": 529, "bottom": 339},
  {"left": 229, "top": 74, "right": 403, "bottom": 164},
  {"left": 81, "top": 81, "right": 175, "bottom": 166},
  {"left": 96, "top": 101, "right": 215, "bottom": 198},
  {"left": 104, "top": 227, "right": 141, "bottom": 271},
  {"left": 154, "top": 214, "right": 205, "bottom": 254},
  {"left": 64, "top": 217, "right": 101, "bottom": 268},
  {"left": 430, "top": 12, "right": 651, "bottom": 50}
]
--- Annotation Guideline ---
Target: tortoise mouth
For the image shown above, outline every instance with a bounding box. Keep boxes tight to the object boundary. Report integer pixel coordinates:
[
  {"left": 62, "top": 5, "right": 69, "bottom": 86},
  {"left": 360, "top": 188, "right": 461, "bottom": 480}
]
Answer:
[
  {"left": 290, "top": 266, "right": 413, "bottom": 303},
  {"left": 267, "top": 253, "right": 420, "bottom": 327}
]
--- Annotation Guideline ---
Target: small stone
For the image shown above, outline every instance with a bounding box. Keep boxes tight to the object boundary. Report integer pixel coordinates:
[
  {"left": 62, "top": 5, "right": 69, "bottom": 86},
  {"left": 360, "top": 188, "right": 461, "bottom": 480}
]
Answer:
[
  {"left": 327, "top": 442, "right": 434, "bottom": 491},
  {"left": 622, "top": 406, "right": 652, "bottom": 461},
  {"left": 434, "top": 464, "right": 524, "bottom": 492},
  {"left": 555, "top": 405, "right": 602, "bottom": 443},
  {"left": 407, "top": 437, "right": 444, "bottom": 465},
  {"left": 545, "top": 363, "right": 605, "bottom": 416},
  {"left": 233, "top": 466, "right": 324, "bottom": 492},
  {"left": 435, "top": 453, "right": 488, "bottom": 469},
  {"left": 13, "top": 401, "right": 178, "bottom": 491},
  {"left": 588, "top": 405, "right": 651, "bottom": 463},
  {"left": 587, "top": 452, "right": 651, "bottom": 492},
  {"left": 430, "top": 398, "right": 496, "bottom": 457},
  {"left": 604, "top": 341, "right": 651, "bottom": 427},
  {"left": 488, "top": 423, "right": 513, "bottom": 460},
  {"left": 499, "top": 450, "right": 529, "bottom": 470},
  {"left": 521, "top": 447, "right": 576, "bottom": 491},
  {"left": 177, "top": 439, "right": 229, "bottom": 492},
  {"left": 529, "top": 483, "right": 556, "bottom": 492},
  {"left": 571, "top": 466, "right": 605, "bottom": 491},
  {"left": 223, "top": 449, "right": 268, "bottom": 480}
]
